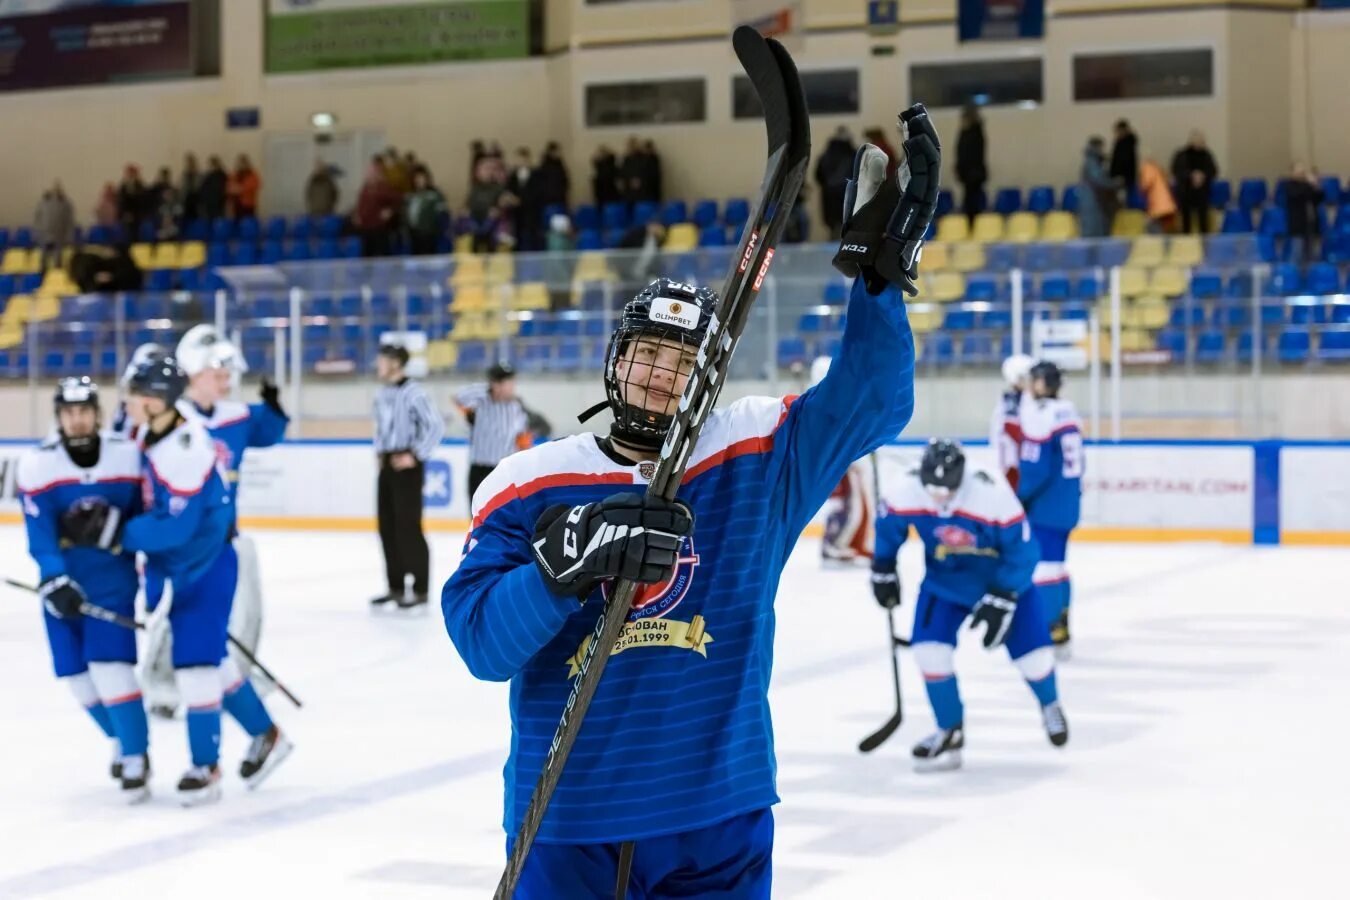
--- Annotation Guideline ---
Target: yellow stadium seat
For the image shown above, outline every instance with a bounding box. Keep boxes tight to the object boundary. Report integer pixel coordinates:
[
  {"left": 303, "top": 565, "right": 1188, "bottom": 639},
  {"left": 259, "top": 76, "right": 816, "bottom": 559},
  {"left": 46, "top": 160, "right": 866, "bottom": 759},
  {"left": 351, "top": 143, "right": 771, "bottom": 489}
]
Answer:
[
  {"left": 1148, "top": 266, "right": 1187, "bottom": 298},
  {"left": 1133, "top": 295, "right": 1171, "bottom": 330},
  {"left": 2, "top": 294, "right": 33, "bottom": 324},
  {"left": 574, "top": 252, "right": 615, "bottom": 282},
  {"left": 907, "top": 304, "right": 943, "bottom": 334},
  {"left": 488, "top": 284, "right": 517, "bottom": 311},
  {"left": 177, "top": 241, "right": 206, "bottom": 269},
  {"left": 935, "top": 215, "right": 969, "bottom": 243},
  {"left": 930, "top": 272, "right": 966, "bottom": 302},
  {"left": 486, "top": 254, "right": 514, "bottom": 283},
  {"left": 426, "top": 339, "right": 456, "bottom": 370},
  {"left": 31, "top": 294, "right": 59, "bottom": 321},
  {"left": 1097, "top": 299, "right": 1118, "bottom": 327},
  {"left": 0, "top": 325, "right": 22, "bottom": 349},
  {"left": 1117, "top": 266, "right": 1149, "bottom": 298},
  {"left": 1112, "top": 210, "right": 1147, "bottom": 237},
  {"left": 451, "top": 255, "right": 486, "bottom": 287},
  {"left": 1165, "top": 236, "right": 1203, "bottom": 268},
  {"left": 950, "top": 242, "right": 986, "bottom": 273},
  {"left": 151, "top": 243, "right": 181, "bottom": 269},
  {"left": 1121, "top": 328, "right": 1151, "bottom": 352},
  {"left": 1041, "top": 211, "right": 1078, "bottom": 241},
  {"left": 1005, "top": 212, "right": 1040, "bottom": 244},
  {"left": 970, "top": 213, "right": 1005, "bottom": 243},
  {"left": 37, "top": 269, "right": 76, "bottom": 298},
  {"left": 663, "top": 224, "right": 699, "bottom": 252},
  {"left": 130, "top": 243, "right": 155, "bottom": 270},
  {"left": 919, "top": 242, "right": 950, "bottom": 271},
  {"left": 1, "top": 248, "right": 39, "bottom": 275},
  {"left": 453, "top": 234, "right": 474, "bottom": 254},
  {"left": 513, "top": 282, "right": 551, "bottom": 310},
  {"left": 1127, "top": 236, "right": 1165, "bottom": 267},
  {"left": 451, "top": 285, "right": 487, "bottom": 312}
]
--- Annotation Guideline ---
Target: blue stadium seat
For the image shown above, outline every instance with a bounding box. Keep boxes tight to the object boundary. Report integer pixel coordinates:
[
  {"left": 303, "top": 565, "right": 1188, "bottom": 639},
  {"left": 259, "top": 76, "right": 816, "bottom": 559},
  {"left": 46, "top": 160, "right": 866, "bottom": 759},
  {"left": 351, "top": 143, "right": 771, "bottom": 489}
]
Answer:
[
  {"left": 212, "top": 220, "right": 236, "bottom": 243},
  {"left": 230, "top": 242, "right": 258, "bottom": 266},
  {"left": 1318, "top": 329, "right": 1350, "bottom": 362},
  {"left": 1072, "top": 274, "right": 1102, "bottom": 301},
  {"left": 583, "top": 316, "right": 608, "bottom": 337},
  {"left": 936, "top": 189, "right": 954, "bottom": 219},
  {"left": 206, "top": 242, "right": 228, "bottom": 268},
  {"left": 182, "top": 220, "right": 208, "bottom": 242},
  {"left": 137, "top": 221, "right": 156, "bottom": 242},
  {"left": 661, "top": 201, "right": 688, "bottom": 226},
  {"left": 1040, "top": 272, "right": 1071, "bottom": 301},
  {"left": 961, "top": 334, "right": 996, "bottom": 362},
  {"left": 1306, "top": 263, "right": 1340, "bottom": 295},
  {"left": 1258, "top": 206, "right": 1288, "bottom": 237},
  {"left": 1094, "top": 240, "right": 1129, "bottom": 268},
  {"left": 1213, "top": 301, "right": 1249, "bottom": 329},
  {"left": 600, "top": 204, "right": 629, "bottom": 231},
  {"left": 1273, "top": 179, "right": 1291, "bottom": 209},
  {"left": 457, "top": 341, "right": 489, "bottom": 373},
  {"left": 1225, "top": 271, "right": 1253, "bottom": 298},
  {"left": 0, "top": 227, "right": 10, "bottom": 249},
  {"left": 261, "top": 240, "right": 284, "bottom": 264},
  {"left": 284, "top": 240, "right": 312, "bottom": 262},
  {"left": 1059, "top": 241, "right": 1092, "bottom": 270},
  {"left": 921, "top": 333, "right": 954, "bottom": 365},
  {"left": 264, "top": 217, "right": 287, "bottom": 241},
  {"left": 575, "top": 229, "right": 602, "bottom": 251},
  {"left": 340, "top": 237, "right": 362, "bottom": 259},
  {"left": 993, "top": 188, "right": 1021, "bottom": 215},
  {"left": 631, "top": 202, "right": 658, "bottom": 227},
  {"left": 1061, "top": 186, "right": 1080, "bottom": 213},
  {"left": 1059, "top": 306, "right": 1090, "bottom": 322},
  {"left": 541, "top": 203, "right": 567, "bottom": 228},
  {"left": 147, "top": 269, "right": 174, "bottom": 291},
  {"left": 1221, "top": 208, "right": 1254, "bottom": 234},
  {"left": 308, "top": 295, "right": 335, "bottom": 317},
  {"left": 1260, "top": 302, "right": 1287, "bottom": 326},
  {"left": 18, "top": 272, "right": 42, "bottom": 293},
  {"left": 943, "top": 309, "right": 976, "bottom": 330},
  {"left": 984, "top": 243, "right": 1018, "bottom": 271},
  {"left": 573, "top": 205, "right": 599, "bottom": 231},
  {"left": 42, "top": 350, "right": 65, "bottom": 374},
  {"left": 1333, "top": 303, "right": 1350, "bottom": 324},
  {"left": 797, "top": 312, "right": 828, "bottom": 333},
  {"left": 289, "top": 216, "right": 313, "bottom": 240},
  {"left": 777, "top": 337, "right": 808, "bottom": 367},
  {"left": 692, "top": 200, "right": 719, "bottom": 229},
  {"left": 1271, "top": 263, "right": 1302, "bottom": 295},
  {"left": 516, "top": 342, "right": 551, "bottom": 373},
  {"left": 965, "top": 276, "right": 998, "bottom": 302},
  {"left": 1278, "top": 327, "right": 1310, "bottom": 362},
  {"left": 1190, "top": 269, "right": 1223, "bottom": 299},
  {"left": 822, "top": 281, "right": 848, "bottom": 304},
  {"left": 238, "top": 218, "right": 261, "bottom": 241},
  {"left": 319, "top": 215, "right": 343, "bottom": 238},
  {"left": 98, "top": 348, "right": 118, "bottom": 375},
  {"left": 1027, "top": 186, "right": 1055, "bottom": 215},
  {"left": 1125, "top": 187, "right": 1146, "bottom": 211},
  {"left": 1023, "top": 243, "right": 1057, "bottom": 271},
  {"left": 1237, "top": 179, "right": 1268, "bottom": 211},
  {"left": 1290, "top": 303, "right": 1327, "bottom": 325},
  {"left": 698, "top": 226, "right": 728, "bottom": 248},
  {"left": 984, "top": 307, "right": 1013, "bottom": 330},
  {"left": 602, "top": 228, "right": 627, "bottom": 249},
  {"left": 1209, "top": 180, "right": 1231, "bottom": 209},
  {"left": 553, "top": 315, "right": 583, "bottom": 338},
  {"left": 554, "top": 340, "right": 583, "bottom": 372},
  {"left": 723, "top": 198, "right": 750, "bottom": 227},
  {"left": 1319, "top": 176, "right": 1342, "bottom": 207}
]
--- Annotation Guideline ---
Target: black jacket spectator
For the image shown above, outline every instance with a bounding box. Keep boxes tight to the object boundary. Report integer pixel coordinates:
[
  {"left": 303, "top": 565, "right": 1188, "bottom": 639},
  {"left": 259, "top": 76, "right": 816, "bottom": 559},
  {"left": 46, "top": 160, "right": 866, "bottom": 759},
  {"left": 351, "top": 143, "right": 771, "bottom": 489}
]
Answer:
[
  {"left": 640, "top": 140, "right": 662, "bottom": 203},
  {"left": 592, "top": 146, "right": 621, "bottom": 209},
  {"left": 814, "top": 128, "right": 855, "bottom": 240},
  {"left": 181, "top": 154, "right": 202, "bottom": 224},
  {"left": 620, "top": 138, "right": 647, "bottom": 204},
  {"left": 536, "top": 143, "right": 570, "bottom": 208},
  {"left": 1285, "top": 165, "right": 1325, "bottom": 262},
  {"left": 1109, "top": 121, "right": 1138, "bottom": 193},
  {"left": 199, "top": 157, "right": 228, "bottom": 222},
  {"left": 955, "top": 106, "right": 988, "bottom": 227},
  {"left": 306, "top": 161, "right": 339, "bottom": 217},
  {"left": 1171, "top": 132, "right": 1218, "bottom": 234}
]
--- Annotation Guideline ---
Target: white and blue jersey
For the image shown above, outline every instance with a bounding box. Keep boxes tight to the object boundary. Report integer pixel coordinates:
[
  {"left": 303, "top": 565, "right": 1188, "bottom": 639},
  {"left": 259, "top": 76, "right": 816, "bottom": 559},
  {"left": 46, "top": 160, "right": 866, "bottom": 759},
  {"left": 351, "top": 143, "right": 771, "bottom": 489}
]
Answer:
[
  {"left": 16, "top": 433, "right": 143, "bottom": 675},
  {"left": 875, "top": 466, "right": 1037, "bottom": 608},
  {"left": 442, "top": 276, "right": 915, "bottom": 845},
  {"left": 1016, "top": 396, "right": 1083, "bottom": 533},
  {"left": 188, "top": 398, "right": 288, "bottom": 510}
]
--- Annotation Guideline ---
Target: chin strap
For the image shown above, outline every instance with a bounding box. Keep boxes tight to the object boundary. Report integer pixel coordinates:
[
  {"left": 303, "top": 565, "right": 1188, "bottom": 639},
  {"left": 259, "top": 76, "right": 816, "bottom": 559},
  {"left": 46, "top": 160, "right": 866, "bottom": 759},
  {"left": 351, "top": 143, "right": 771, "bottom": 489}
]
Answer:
[{"left": 577, "top": 400, "right": 609, "bottom": 424}]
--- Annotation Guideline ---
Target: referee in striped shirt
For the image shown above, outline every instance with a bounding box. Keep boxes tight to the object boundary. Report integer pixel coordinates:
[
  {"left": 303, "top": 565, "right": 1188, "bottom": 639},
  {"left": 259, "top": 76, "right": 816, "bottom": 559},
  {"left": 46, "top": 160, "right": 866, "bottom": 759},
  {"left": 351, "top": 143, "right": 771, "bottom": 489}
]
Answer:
[
  {"left": 454, "top": 363, "right": 534, "bottom": 504},
  {"left": 371, "top": 342, "right": 444, "bottom": 609}
]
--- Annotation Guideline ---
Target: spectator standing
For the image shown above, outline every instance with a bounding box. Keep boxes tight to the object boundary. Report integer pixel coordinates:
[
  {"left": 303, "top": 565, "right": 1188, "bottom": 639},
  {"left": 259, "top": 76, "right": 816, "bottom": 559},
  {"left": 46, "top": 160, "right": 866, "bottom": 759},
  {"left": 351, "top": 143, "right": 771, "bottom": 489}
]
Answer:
[
  {"left": 404, "top": 169, "right": 447, "bottom": 255},
  {"left": 1285, "top": 162, "right": 1325, "bottom": 262},
  {"left": 370, "top": 342, "right": 444, "bottom": 610},
  {"left": 94, "top": 183, "right": 118, "bottom": 228},
  {"left": 592, "top": 145, "right": 621, "bottom": 209},
  {"left": 384, "top": 148, "right": 411, "bottom": 197},
  {"left": 469, "top": 139, "right": 488, "bottom": 186},
  {"left": 199, "top": 156, "right": 228, "bottom": 223},
  {"left": 180, "top": 153, "right": 202, "bottom": 225},
  {"left": 955, "top": 104, "right": 988, "bottom": 227},
  {"left": 33, "top": 182, "right": 75, "bottom": 272},
  {"left": 150, "top": 167, "right": 174, "bottom": 213},
  {"left": 1170, "top": 131, "right": 1218, "bottom": 234},
  {"left": 354, "top": 157, "right": 399, "bottom": 257},
  {"left": 453, "top": 363, "right": 536, "bottom": 504},
  {"left": 1078, "top": 136, "right": 1117, "bottom": 239},
  {"left": 863, "top": 126, "right": 899, "bottom": 180},
  {"left": 1109, "top": 120, "right": 1138, "bottom": 195},
  {"left": 814, "top": 127, "right": 855, "bottom": 240},
  {"left": 620, "top": 137, "right": 646, "bottom": 205},
  {"left": 506, "top": 147, "right": 540, "bottom": 251},
  {"left": 305, "top": 159, "right": 339, "bottom": 217},
  {"left": 641, "top": 140, "right": 663, "bottom": 203},
  {"left": 153, "top": 183, "right": 182, "bottom": 242},
  {"left": 1138, "top": 155, "right": 1177, "bottom": 234},
  {"left": 537, "top": 142, "right": 570, "bottom": 209},
  {"left": 116, "top": 165, "right": 147, "bottom": 236},
  {"left": 467, "top": 157, "right": 506, "bottom": 253},
  {"left": 228, "top": 154, "right": 261, "bottom": 220}
]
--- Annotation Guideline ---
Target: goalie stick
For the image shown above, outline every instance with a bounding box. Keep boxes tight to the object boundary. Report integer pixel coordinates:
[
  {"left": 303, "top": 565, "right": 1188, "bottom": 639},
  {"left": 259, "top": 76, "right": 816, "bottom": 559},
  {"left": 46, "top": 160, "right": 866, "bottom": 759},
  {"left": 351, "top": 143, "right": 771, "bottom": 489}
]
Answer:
[
  {"left": 493, "top": 26, "right": 812, "bottom": 899},
  {"left": 3, "top": 577, "right": 304, "bottom": 709}
]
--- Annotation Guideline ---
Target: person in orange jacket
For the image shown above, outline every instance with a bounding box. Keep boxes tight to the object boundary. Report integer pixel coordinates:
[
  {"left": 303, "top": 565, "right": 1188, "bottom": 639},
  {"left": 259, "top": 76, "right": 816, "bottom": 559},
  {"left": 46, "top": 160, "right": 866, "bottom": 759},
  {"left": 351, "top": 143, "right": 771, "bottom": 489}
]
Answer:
[
  {"left": 1138, "top": 156, "right": 1178, "bottom": 234},
  {"left": 228, "top": 154, "right": 262, "bottom": 220}
]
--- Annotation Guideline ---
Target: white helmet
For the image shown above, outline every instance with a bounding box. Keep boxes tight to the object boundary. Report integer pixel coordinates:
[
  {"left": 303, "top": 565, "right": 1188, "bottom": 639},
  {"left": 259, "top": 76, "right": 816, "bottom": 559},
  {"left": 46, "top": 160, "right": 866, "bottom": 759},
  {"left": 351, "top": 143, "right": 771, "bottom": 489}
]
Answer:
[
  {"left": 121, "top": 342, "right": 164, "bottom": 389},
  {"left": 176, "top": 324, "right": 248, "bottom": 379},
  {"left": 1001, "top": 354, "right": 1035, "bottom": 388},
  {"left": 809, "top": 355, "right": 832, "bottom": 388}
]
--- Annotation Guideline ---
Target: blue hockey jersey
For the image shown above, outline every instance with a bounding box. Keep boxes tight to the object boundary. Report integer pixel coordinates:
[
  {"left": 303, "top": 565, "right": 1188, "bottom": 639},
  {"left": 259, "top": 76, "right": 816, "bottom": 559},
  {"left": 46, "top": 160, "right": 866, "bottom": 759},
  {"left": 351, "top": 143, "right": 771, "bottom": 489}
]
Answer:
[
  {"left": 121, "top": 409, "right": 234, "bottom": 588},
  {"left": 1016, "top": 396, "right": 1083, "bottom": 531},
  {"left": 875, "top": 465, "right": 1037, "bottom": 608},
  {"left": 441, "top": 276, "right": 915, "bottom": 844},
  {"left": 16, "top": 432, "right": 142, "bottom": 604},
  {"left": 188, "top": 399, "right": 288, "bottom": 508}
]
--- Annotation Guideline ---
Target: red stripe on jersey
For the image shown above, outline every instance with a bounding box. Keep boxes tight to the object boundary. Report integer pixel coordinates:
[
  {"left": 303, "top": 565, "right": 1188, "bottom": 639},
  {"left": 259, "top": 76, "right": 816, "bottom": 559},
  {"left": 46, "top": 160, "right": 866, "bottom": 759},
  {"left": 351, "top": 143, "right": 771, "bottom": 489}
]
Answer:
[
  {"left": 20, "top": 475, "right": 140, "bottom": 496},
  {"left": 883, "top": 505, "right": 1025, "bottom": 528},
  {"left": 473, "top": 471, "right": 634, "bottom": 529},
  {"left": 681, "top": 395, "right": 797, "bottom": 484},
  {"left": 105, "top": 691, "right": 143, "bottom": 706},
  {"left": 1021, "top": 423, "right": 1080, "bottom": 444},
  {"left": 208, "top": 414, "right": 249, "bottom": 429},
  {"left": 147, "top": 458, "right": 210, "bottom": 498}
]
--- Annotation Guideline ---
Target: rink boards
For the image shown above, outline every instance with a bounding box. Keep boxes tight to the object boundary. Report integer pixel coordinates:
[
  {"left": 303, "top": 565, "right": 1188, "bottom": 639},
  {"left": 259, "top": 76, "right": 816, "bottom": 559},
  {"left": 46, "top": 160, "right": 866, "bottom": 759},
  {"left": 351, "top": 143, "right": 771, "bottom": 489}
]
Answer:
[{"left": 0, "top": 438, "right": 1346, "bottom": 545}]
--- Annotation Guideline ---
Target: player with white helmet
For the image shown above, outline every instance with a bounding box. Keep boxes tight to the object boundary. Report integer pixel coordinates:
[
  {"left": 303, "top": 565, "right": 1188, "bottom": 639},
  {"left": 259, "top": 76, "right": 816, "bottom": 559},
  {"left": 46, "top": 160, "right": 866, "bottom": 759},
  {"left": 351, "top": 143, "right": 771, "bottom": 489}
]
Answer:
[{"left": 990, "top": 353, "right": 1033, "bottom": 490}]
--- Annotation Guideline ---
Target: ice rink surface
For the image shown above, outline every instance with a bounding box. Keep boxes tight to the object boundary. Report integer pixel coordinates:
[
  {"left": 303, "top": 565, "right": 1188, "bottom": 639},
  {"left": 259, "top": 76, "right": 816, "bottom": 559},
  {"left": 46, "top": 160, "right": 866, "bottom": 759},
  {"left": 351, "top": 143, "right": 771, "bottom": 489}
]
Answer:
[{"left": 1, "top": 527, "right": 1347, "bottom": 900}]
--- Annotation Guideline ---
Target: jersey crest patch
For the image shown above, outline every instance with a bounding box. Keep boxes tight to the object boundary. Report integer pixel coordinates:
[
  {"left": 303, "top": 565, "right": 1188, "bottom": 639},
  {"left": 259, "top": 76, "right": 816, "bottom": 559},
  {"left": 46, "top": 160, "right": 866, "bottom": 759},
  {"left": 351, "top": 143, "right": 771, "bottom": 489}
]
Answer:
[{"left": 934, "top": 524, "right": 976, "bottom": 548}]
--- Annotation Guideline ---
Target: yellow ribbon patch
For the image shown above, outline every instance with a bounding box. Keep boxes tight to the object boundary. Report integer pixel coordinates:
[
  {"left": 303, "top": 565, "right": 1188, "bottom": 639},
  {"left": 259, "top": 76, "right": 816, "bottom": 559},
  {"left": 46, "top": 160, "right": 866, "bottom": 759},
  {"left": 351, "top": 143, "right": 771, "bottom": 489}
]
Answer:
[{"left": 566, "top": 615, "right": 713, "bottom": 677}]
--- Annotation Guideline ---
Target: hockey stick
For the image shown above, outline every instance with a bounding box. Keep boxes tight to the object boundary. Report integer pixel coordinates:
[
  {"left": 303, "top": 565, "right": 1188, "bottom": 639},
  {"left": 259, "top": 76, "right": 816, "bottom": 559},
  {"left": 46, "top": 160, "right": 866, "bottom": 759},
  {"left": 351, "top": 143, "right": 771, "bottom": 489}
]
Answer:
[
  {"left": 494, "top": 27, "right": 810, "bottom": 900},
  {"left": 858, "top": 453, "right": 907, "bottom": 754},
  {"left": 3, "top": 577, "right": 304, "bottom": 708}
]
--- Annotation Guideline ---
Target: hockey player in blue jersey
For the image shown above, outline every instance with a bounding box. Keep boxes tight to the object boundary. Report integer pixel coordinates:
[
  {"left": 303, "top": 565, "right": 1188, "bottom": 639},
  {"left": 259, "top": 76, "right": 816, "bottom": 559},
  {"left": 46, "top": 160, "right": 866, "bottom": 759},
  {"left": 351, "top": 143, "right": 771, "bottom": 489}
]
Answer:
[
  {"left": 1016, "top": 360, "right": 1084, "bottom": 659},
  {"left": 872, "top": 440, "right": 1068, "bottom": 772},
  {"left": 97, "top": 356, "right": 289, "bottom": 804},
  {"left": 17, "top": 377, "right": 151, "bottom": 802},
  {"left": 442, "top": 107, "right": 939, "bottom": 898}
]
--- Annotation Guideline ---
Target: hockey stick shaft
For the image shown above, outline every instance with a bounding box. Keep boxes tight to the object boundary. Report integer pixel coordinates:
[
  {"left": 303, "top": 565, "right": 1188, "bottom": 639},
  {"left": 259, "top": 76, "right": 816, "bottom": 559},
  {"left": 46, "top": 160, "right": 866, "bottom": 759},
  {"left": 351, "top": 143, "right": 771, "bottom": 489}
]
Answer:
[
  {"left": 858, "top": 455, "right": 905, "bottom": 753},
  {"left": 4, "top": 577, "right": 303, "bottom": 708},
  {"left": 494, "top": 28, "right": 810, "bottom": 899}
]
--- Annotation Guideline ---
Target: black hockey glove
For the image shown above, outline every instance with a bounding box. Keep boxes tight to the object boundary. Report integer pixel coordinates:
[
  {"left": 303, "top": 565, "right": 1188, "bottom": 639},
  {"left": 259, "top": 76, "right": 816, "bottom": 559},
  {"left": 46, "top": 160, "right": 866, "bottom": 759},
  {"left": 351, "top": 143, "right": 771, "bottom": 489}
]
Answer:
[
  {"left": 832, "top": 103, "right": 942, "bottom": 297},
  {"left": 532, "top": 492, "right": 693, "bottom": 599},
  {"left": 260, "top": 376, "right": 286, "bottom": 416},
  {"left": 870, "top": 567, "right": 901, "bottom": 609},
  {"left": 59, "top": 496, "right": 122, "bottom": 551},
  {"left": 969, "top": 589, "right": 1018, "bottom": 650},
  {"left": 40, "top": 575, "right": 86, "bottom": 620}
]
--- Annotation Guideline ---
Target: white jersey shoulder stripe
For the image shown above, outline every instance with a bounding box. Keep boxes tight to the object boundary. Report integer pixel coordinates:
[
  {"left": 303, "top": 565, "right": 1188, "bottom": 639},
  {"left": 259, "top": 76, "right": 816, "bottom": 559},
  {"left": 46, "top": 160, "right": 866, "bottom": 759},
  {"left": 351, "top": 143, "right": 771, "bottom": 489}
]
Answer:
[
  {"left": 17, "top": 431, "right": 144, "bottom": 493},
  {"left": 1020, "top": 397, "right": 1082, "bottom": 442},
  {"left": 144, "top": 418, "right": 216, "bottom": 495}
]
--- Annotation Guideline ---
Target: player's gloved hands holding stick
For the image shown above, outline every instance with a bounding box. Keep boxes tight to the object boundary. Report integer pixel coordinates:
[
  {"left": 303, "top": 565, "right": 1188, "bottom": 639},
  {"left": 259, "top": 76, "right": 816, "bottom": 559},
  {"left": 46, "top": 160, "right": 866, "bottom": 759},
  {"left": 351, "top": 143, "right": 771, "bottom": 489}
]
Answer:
[
  {"left": 870, "top": 567, "right": 901, "bottom": 609},
  {"left": 532, "top": 493, "right": 694, "bottom": 599},
  {"left": 39, "top": 575, "right": 87, "bottom": 620},
  {"left": 59, "top": 496, "right": 122, "bottom": 551},
  {"left": 832, "top": 103, "right": 942, "bottom": 297},
  {"left": 969, "top": 589, "right": 1018, "bottom": 649}
]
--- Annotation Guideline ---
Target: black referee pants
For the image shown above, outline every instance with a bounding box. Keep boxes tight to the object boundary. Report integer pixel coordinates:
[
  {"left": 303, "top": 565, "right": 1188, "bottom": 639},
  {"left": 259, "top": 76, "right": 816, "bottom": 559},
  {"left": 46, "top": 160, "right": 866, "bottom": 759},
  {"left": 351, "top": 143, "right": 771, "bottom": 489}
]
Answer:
[
  {"left": 468, "top": 463, "right": 496, "bottom": 509},
  {"left": 378, "top": 460, "right": 430, "bottom": 597}
]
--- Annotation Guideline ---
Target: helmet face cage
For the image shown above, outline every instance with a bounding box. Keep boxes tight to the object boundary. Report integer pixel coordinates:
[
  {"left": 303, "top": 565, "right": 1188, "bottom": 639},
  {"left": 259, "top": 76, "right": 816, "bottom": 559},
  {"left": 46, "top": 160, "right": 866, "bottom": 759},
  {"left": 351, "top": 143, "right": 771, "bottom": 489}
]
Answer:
[
  {"left": 126, "top": 356, "right": 189, "bottom": 409},
  {"left": 920, "top": 439, "right": 966, "bottom": 494},
  {"left": 54, "top": 377, "right": 101, "bottom": 439},
  {"left": 603, "top": 279, "right": 717, "bottom": 448}
]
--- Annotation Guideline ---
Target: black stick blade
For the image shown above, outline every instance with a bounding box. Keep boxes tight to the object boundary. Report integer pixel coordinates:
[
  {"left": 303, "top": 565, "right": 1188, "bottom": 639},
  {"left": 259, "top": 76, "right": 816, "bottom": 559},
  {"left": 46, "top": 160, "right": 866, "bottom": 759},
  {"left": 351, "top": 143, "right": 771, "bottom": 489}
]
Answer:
[
  {"left": 733, "top": 26, "right": 793, "bottom": 157},
  {"left": 858, "top": 713, "right": 903, "bottom": 754}
]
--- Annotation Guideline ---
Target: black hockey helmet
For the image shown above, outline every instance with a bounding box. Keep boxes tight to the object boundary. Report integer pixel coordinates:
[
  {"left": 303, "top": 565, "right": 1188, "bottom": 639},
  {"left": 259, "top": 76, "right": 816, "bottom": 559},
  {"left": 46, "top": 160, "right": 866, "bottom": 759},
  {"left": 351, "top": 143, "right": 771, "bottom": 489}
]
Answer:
[
  {"left": 1029, "top": 360, "right": 1063, "bottom": 397},
  {"left": 54, "top": 376, "right": 100, "bottom": 415},
  {"left": 488, "top": 361, "right": 516, "bottom": 383},
  {"left": 592, "top": 277, "right": 719, "bottom": 449},
  {"left": 920, "top": 439, "right": 965, "bottom": 493},
  {"left": 124, "top": 354, "right": 188, "bottom": 407}
]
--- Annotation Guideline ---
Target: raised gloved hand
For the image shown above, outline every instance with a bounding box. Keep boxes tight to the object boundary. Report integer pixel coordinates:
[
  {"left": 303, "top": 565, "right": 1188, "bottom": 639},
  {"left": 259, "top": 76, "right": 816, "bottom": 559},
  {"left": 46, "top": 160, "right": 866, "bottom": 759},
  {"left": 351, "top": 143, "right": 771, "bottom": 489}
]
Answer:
[
  {"left": 260, "top": 376, "right": 285, "bottom": 416},
  {"left": 532, "top": 492, "right": 694, "bottom": 599},
  {"left": 870, "top": 567, "right": 901, "bottom": 609},
  {"left": 832, "top": 103, "right": 942, "bottom": 296},
  {"left": 40, "top": 575, "right": 87, "bottom": 620},
  {"left": 59, "top": 496, "right": 122, "bottom": 551},
  {"left": 969, "top": 589, "right": 1017, "bottom": 649}
]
